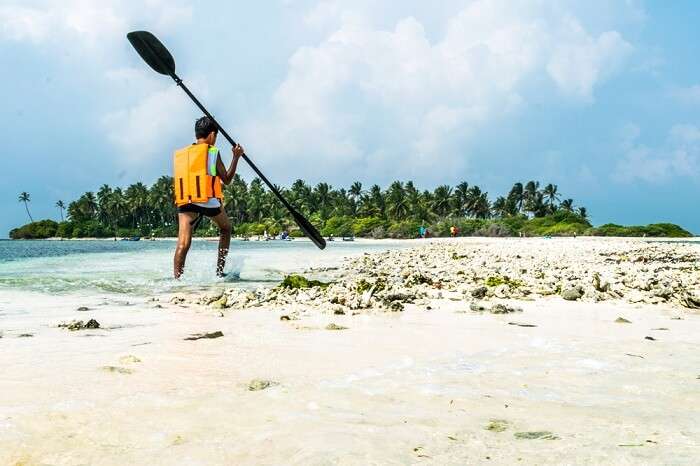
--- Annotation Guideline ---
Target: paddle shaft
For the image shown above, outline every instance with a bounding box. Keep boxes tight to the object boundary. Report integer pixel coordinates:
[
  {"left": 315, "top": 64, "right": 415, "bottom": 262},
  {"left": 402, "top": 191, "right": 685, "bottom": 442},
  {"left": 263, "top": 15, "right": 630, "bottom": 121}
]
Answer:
[
  {"left": 127, "top": 30, "right": 324, "bottom": 248},
  {"left": 172, "top": 74, "right": 325, "bottom": 248},
  {"left": 172, "top": 75, "right": 294, "bottom": 216}
]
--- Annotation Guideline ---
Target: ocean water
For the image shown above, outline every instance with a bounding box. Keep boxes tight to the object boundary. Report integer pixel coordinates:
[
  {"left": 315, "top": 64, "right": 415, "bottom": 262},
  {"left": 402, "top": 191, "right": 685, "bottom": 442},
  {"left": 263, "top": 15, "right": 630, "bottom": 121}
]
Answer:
[{"left": 0, "top": 239, "right": 405, "bottom": 297}]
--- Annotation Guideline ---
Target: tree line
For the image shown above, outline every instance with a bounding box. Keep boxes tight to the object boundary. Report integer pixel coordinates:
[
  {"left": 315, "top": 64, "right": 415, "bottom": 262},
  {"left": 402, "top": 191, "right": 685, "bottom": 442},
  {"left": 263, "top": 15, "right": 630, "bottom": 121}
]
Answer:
[{"left": 13, "top": 177, "right": 597, "bottom": 239}]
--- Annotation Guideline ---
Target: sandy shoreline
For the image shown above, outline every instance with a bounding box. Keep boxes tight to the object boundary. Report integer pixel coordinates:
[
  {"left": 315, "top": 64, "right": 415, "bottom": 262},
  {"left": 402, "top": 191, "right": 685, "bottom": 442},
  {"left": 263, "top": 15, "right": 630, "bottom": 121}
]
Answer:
[
  {"left": 1, "top": 237, "right": 699, "bottom": 465},
  {"left": 24, "top": 235, "right": 700, "bottom": 243}
]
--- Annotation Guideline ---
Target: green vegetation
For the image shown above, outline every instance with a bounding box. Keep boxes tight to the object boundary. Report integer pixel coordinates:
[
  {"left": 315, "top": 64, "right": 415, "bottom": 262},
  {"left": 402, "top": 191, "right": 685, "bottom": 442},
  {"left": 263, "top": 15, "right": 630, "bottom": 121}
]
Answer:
[
  {"left": 279, "top": 274, "right": 330, "bottom": 289},
  {"left": 588, "top": 223, "right": 692, "bottom": 238},
  {"left": 9, "top": 220, "right": 59, "bottom": 239},
  {"left": 520, "top": 210, "right": 591, "bottom": 236},
  {"left": 10, "top": 178, "right": 693, "bottom": 238}
]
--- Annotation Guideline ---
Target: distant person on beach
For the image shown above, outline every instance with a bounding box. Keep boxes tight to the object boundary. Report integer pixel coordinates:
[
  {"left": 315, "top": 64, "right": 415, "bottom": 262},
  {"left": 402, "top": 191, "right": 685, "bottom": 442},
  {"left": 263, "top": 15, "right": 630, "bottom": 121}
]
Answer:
[
  {"left": 419, "top": 225, "right": 426, "bottom": 238},
  {"left": 450, "top": 225, "right": 458, "bottom": 237},
  {"left": 173, "top": 116, "right": 245, "bottom": 278}
]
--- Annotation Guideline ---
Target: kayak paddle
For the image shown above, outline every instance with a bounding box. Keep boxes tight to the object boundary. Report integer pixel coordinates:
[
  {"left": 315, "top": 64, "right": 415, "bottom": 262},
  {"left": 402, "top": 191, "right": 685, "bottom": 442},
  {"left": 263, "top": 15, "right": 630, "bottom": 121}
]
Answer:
[{"left": 126, "top": 30, "right": 326, "bottom": 250}]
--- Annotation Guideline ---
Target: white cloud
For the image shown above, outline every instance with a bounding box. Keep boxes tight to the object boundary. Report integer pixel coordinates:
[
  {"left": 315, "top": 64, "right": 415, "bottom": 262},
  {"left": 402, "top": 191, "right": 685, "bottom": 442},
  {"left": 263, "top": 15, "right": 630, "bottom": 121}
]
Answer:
[
  {"left": 0, "top": 0, "right": 191, "bottom": 46},
  {"left": 0, "top": 0, "right": 195, "bottom": 164},
  {"left": 243, "top": 0, "right": 635, "bottom": 184},
  {"left": 0, "top": 6, "right": 51, "bottom": 43},
  {"left": 614, "top": 123, "right": 700, "bottom": 183},
  {"left": 547, "top": 18, "right": 632, "bottom": 100},
  {"left": 100, "top": 70, "right": 212, "bottom": 164},
  {"left": 101, "top": 85, "right": 194, "bottom": 164},
  {"left": 1, "top": 0, "right": 638, "bottom": 178}
]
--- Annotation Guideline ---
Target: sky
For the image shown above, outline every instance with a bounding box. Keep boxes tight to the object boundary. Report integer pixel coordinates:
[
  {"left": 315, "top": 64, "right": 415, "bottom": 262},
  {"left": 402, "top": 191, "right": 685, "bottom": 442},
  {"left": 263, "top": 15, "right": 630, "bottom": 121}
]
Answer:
[{"left": 1, "top": 0, "right": 699, "bottom": 236}]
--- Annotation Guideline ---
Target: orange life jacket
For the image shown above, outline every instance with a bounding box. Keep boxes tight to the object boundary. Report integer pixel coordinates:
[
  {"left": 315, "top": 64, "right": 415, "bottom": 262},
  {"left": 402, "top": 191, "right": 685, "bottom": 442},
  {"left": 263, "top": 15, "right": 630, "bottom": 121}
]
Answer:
[{"left": 173, "top": 143, "right": 223, "bottom": 206}]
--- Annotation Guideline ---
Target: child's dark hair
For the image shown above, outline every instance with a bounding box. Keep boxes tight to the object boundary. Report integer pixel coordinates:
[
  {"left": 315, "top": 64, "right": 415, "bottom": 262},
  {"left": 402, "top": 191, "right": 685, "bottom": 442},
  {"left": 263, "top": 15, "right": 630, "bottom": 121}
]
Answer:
[{"left": 195, "top": 116, "right": 218, "bottom": 139}]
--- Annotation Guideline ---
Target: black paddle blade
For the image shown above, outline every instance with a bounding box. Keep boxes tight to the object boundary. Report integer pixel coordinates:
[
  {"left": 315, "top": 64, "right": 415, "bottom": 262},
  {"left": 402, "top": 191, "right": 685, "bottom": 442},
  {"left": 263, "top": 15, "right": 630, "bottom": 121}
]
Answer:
[
  {"left": 291, "top": 209, "right": 326, "bottom": 250},
  {"left": 127, "top": 31, "right": 175, "bottom": 75}
]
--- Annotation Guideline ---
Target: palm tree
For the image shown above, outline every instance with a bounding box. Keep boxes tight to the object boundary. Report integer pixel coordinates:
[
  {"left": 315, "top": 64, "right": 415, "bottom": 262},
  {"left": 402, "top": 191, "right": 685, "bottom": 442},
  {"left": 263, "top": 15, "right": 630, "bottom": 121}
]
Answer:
[
  {"left": 107, "top": 188, "right": 127, "bottom": 235},
  {"left": 472, "top": 192, "right": 491, "bottom": 219},
  {"left": 349, "top": 181, "right": 363, "bottom": 200},
  {"left": 465, "top": 186, "right": 489, "bottom": 218},
  {"left": 288, "top": 179, "right": 312, "bottom": 216},
  {"left": 56, "top": 200, "right": 65, "bottom": 221},
  {"left": 314, "top": 182, "right": 333, "bottom": 221},
  {"left": 125, "top": 183, "right": 149, "bottom": 229},
  {"left": 18, "top": 192, "right": 33, "bottom": 222},
  {"left": 403, "top": 181, "right": 429, "bottom": 222},
  {"left": 561, "top": 198, "right": 574, "bottom": 212},
  {"left": 431, "top": 185, "right": 453, "bottom": 217},
  {"left": 149, "top": 176, "right": 176, "bottom": 227},
  {"left": 368, "top": 184, "right": 385, "bottom": 218},
  {"left": 542, "top": 183, "right": 560, "bottom": 211},
  {"left": 247, "top": 178, "right": 266, "bottom": 222},
  {"left": 96, "top": 184, "right": 113, "bottom": 224},
  {"left": 523, "top": 181, "right": 541, "bottom": 217},
  {"left": 332, "top": 188, "right": 352, "bottom": 217},
  {"left": 223, "top": 174, "right": 248, "bottom": 223},
  {"left": 386, "top": 181, "right": 408, "bottom": 220},
  {"left": 46, "top": 176, "right": 591, "bottom": 238},
  {"left": 453, "top": 181, "right": 469, "bottom": 216},
  {"left": 67, "top": 193, "right": 97, "bottom": 223},
  {"left": 507, "top": 182, "right": 524, "bottom": 213},
  {"left": 356, "top": 193, "right": 374, "bottom": 218},
  {"left": 492, "top": 196, "right": 508, "bottom": 218},
  {"left": 83, "top": 192, "right": 98, "bottom": 219}
]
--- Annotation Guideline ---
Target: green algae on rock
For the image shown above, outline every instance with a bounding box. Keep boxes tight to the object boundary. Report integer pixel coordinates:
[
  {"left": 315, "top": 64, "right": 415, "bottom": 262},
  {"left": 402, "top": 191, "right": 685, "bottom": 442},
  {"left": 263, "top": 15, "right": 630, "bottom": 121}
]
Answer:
[
  {"left": 184, "top": 331, "right": 224, "bottom": 341},
  {"left": 485, "top": 275, "right": 523, "bottom": 289},
  {"left": 58, "top": 319, "right": 100, "bottom": 331},
  {"left": 355, "top": 277, "right": 387, "bottom": 293},
  {"left": 101, "top": 366, "right": 133, "bottom": 374},
  {"left": 325, "top": 323, "right": 348, "bottom": 330},
  {"left": 485, "top": 419, "right": 509, "bottom": 432},
  {"left": 326, "top": 323, "right": 348, "bottom": 330},
  {"left": 514, "top": 431, "right": 559, "bottom": 440},
  {"left": 119, "top": 355, "right": 141, "bottom": 364},
  {"left": 508, "top": 321, "right": 537, "bottom": 327},
  {"left": 248, "top": 379, "right": 278, "bottom": 391},
  {"left": 490, "top": 304, "right": 523, "bottom": 314},
  {"left": 279, "top": 274, "right": 330, "bottom": 290},
  {"left": 210, "top": 296, "right": 229, "bottom": 309}
]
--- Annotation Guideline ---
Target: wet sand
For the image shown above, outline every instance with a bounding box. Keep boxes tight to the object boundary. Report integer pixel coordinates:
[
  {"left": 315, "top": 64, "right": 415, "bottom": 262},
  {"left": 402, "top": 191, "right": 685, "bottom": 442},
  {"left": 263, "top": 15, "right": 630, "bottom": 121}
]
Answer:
[{"left": 1, "top": 238, "right": 699, "bottom": 465}]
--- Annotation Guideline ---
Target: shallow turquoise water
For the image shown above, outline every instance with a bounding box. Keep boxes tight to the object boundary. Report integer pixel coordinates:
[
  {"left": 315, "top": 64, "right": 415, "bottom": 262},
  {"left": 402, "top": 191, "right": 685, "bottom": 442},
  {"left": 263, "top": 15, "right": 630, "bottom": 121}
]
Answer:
[{"left": 0, "top": 239, "right": 400, "bottom": 296}]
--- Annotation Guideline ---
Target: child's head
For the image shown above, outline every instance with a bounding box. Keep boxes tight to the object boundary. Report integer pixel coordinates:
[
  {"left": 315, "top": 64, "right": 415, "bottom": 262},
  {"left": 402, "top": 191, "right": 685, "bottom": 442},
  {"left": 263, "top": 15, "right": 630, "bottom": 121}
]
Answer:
[{"left": 195, "top": 116, "right": 218, "bottom": 144}]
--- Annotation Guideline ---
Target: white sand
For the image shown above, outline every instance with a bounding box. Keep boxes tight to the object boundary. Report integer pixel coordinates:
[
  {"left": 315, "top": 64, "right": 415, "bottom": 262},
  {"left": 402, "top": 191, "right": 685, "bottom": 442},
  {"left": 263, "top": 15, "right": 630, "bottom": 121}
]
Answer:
[{"left": 1, "top": 239, "right": 699, "bottom": 465}]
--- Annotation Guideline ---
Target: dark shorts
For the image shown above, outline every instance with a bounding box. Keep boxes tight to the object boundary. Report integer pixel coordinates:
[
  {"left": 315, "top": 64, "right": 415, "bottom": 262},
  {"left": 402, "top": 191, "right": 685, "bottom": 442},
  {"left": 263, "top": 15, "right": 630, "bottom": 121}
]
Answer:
[{"left": 177, "top": 204, "right": 222, "bottom": 218}]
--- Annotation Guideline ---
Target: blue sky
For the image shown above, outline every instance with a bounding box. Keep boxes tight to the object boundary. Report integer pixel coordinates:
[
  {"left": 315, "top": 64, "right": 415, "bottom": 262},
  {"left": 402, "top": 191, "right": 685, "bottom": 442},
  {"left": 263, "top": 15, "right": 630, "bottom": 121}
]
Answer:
[{"left": 1, "top": 0, "right": 699, "bottom": 236}]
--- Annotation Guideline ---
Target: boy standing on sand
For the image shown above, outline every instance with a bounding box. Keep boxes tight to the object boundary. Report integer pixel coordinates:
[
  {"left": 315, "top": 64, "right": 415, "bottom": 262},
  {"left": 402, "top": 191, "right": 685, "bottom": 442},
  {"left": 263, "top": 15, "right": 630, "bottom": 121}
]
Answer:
[{"left": 173, "top": 116, "right": 245, "bottom": 278}]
